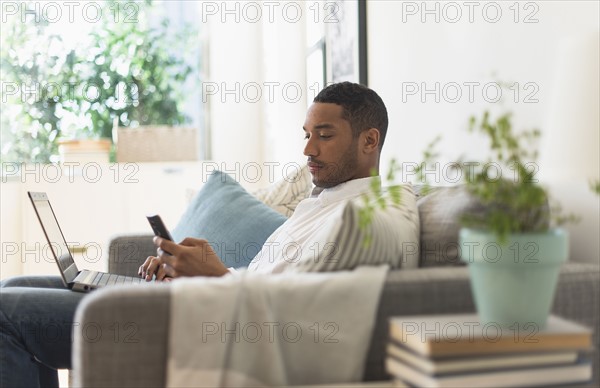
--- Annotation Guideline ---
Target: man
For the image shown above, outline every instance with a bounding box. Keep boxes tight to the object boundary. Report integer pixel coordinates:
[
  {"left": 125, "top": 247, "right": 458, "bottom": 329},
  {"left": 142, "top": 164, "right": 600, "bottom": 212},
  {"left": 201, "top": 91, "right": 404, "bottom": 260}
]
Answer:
[
  {"left": 141, "top": 81, "right": 389, "bottom": 278},
  {"left": 0, "top": 82, "right": 391, "bottom": 387}
]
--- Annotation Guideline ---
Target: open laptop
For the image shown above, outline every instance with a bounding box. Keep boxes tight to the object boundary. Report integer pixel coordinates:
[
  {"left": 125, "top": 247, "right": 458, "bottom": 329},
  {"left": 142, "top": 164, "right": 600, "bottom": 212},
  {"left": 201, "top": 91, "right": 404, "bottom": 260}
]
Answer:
[{"left": 28, "top": 191, "right": 145, "bottom": 292}]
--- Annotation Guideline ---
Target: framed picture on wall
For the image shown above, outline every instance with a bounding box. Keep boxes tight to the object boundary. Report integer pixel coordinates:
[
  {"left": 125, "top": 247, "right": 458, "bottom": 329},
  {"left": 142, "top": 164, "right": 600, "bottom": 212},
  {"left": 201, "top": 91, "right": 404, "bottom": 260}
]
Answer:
[
  {"left": 325, "top": 0, "right": 368, "bottom": 85},
  {"left": 306, "top": 38, "right": 327, "bottom": 107}
]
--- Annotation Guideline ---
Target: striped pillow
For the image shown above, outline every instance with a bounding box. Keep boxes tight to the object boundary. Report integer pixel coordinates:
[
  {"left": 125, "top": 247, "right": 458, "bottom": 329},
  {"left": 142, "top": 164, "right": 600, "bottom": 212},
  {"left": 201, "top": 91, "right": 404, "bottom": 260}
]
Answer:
[
  {"left": 295, "top": 184, "right": 420, "bottom": 272},
  {"left": 252, "top": 165, "right": 313, "bottom": 217}
]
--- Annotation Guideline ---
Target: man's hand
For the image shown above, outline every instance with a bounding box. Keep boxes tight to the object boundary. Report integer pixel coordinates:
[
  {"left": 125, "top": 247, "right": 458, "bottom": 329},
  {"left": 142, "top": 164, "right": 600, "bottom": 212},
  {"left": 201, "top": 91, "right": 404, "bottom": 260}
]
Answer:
[
  {"left": 138, "top": 256, "right": 171, "bottom": 281},
  {"left": 138, "top": 237, "right": 229, "bottom": 281}
]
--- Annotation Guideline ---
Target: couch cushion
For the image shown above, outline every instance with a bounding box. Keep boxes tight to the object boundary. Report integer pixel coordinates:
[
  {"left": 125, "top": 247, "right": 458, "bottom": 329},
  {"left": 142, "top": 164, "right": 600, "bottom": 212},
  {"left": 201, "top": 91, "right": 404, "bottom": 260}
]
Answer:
[
  {"left": 417, "top": 185, "right": 486, "bottom": 267},
  {"left": 294, "top": 184, "right": 420, "bottom": 272},
  {"left": 252, "top": 164, "right": 313, "bottom": 217},
  {"left": 172, "top": 171, "right": 287, "bottom": 268}
]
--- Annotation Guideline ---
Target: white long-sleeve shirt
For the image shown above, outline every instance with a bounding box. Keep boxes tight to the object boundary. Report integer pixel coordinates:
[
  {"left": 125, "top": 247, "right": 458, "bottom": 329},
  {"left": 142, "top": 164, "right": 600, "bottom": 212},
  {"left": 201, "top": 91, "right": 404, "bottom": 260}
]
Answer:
[
  {"left": 248, "top": 177, "right": 380, "bottom": 273},
  {"left": 248, "top": 178, "right": 419, "bottom": 273}
]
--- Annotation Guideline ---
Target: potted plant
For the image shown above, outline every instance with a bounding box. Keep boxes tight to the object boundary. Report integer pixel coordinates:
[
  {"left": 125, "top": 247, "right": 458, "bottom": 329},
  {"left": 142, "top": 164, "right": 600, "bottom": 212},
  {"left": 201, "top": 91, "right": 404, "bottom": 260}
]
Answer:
[
  {"left": 457, "top": 111, "right": 574, "bottom": 329},
  {"left": 360, "top": 110, "right": 576, "bottom": 329}
]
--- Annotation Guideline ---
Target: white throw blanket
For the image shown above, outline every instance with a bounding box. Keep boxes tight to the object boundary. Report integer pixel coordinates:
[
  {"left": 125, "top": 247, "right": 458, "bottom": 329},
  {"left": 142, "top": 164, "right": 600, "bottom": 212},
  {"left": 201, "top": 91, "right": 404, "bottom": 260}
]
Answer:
[{"left": 166, "top": 265, "right": 389, "bottom": 387}]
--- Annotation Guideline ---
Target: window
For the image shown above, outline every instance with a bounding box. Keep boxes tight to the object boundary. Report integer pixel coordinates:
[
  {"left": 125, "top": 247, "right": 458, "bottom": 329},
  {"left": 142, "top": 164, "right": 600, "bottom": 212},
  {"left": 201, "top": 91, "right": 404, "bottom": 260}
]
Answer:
[{"left": 0, "top": 0, "right": 204, "bottom": 163}]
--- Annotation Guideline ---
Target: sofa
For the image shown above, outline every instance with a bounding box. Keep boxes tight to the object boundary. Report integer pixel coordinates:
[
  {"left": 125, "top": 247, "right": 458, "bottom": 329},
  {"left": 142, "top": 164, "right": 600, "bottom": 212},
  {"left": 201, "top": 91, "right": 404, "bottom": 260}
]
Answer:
[{"left": 72, "top": 182, "right": 600, "bottom": 387}]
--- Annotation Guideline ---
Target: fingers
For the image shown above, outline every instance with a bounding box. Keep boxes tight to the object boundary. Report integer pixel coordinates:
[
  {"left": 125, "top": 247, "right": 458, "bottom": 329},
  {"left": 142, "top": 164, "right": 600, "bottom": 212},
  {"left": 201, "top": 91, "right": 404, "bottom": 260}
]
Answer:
[
  {"left": 153, "top": 237, "right": 187, "bottom": 273},
  {"left": 140, "top": 255, "right": 177, "bottom": 282},
  {"left": 152, "top": 236, "right": 226, "bottom": 277},
  {"left": 156, "top": 263, "right": 166, "bottom": 281},
  {"left": 156, "top": 237, "right": 206, "bottom": 269},
  {"left": 142, "top": 256, "right": 162, "bottom": 281},
  {"left": 154, "top": 237, "right": 181, "bottom": 256},
  {"left": 140, "top": 254, "right": 178, "bottom": 282},
  {"left": 179, "top": 237, "right": 208, "bottom": 247},
  {"left": 156, "top": 263, "right": 176, "bottom": 281},
  {"left": 157, "top": 245, "right": 177, "bottom": 268},
  {"left": 139, "top": 256, "right": 155, "bottom": 277}
]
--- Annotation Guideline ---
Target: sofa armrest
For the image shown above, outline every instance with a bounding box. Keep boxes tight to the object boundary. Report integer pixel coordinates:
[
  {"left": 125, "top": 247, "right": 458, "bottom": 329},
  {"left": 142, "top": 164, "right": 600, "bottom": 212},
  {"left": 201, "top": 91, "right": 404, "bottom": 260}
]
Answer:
[
  {"left": 73, "top": 284, "right": 171, "bottom": 388},
  {"left": 107, "top": 233, "right": 155, "bottom": 276}
]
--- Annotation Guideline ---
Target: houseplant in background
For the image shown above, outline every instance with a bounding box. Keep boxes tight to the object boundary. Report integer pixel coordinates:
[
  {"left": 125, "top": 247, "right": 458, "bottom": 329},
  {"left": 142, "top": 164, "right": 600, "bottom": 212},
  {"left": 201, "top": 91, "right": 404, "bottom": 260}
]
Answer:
[{"left": 0, "top": 0, "right": 195, "bottom": 164}]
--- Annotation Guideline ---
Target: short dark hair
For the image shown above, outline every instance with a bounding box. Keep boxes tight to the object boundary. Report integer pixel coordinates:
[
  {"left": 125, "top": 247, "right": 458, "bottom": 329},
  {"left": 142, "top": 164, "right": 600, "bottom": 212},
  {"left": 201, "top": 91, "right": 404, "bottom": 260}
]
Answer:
[{"left": 313, "top": 82, "right": 388, "bottom": 149}]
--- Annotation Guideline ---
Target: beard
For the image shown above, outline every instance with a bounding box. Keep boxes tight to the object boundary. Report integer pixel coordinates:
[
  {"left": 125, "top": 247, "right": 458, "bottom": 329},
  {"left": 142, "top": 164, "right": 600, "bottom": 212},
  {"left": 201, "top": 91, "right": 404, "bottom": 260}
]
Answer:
[{"left": 310, "top": 140, "right": 360, "bottom": 188}]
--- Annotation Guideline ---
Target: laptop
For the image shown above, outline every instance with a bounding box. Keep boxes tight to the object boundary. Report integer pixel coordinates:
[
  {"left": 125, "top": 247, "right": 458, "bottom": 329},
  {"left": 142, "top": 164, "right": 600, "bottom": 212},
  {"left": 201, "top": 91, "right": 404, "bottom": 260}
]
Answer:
[{"left": 28, "top": 191, "right": 145, "bottom": 292}]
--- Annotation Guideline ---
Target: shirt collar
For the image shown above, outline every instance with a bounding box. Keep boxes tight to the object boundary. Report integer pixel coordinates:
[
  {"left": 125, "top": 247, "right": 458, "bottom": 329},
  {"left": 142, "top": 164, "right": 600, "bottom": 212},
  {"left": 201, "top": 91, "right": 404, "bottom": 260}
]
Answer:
[{"left": 310, "top": 176, "right": 381, "bottom": 207}]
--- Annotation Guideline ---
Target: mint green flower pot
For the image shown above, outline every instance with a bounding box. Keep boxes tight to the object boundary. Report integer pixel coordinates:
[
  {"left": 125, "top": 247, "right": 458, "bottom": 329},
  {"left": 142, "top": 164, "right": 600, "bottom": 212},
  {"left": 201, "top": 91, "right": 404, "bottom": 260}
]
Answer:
[{"left": 460, "top": 228, "right": 568, "bottom": 329}]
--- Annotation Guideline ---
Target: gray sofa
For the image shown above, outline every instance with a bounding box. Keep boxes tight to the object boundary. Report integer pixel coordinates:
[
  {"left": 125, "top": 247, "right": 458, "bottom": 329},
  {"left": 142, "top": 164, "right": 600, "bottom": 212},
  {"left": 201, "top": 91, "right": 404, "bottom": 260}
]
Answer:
[
  {"left": 73, "top": 241, "right": 600, "bottom": 387},
  {"left": 72, "top": 187, "right": 600, "bottom": 387}
]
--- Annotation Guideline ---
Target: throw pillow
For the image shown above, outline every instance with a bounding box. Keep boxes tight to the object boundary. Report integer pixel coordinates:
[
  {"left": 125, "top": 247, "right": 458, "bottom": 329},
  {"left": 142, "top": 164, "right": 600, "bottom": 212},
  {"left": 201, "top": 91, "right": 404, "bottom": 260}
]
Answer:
[
  {"left": 172, "top": 171, "right": 287, "bottom": 268},
  {"left": 416, "top": 185, "right": 486, "bottom": 267},
  {"left": 252, "top": 164, "right": 313, "bottom": 217},
  {"left": 294, "top": 184, "right": 420, "bottom": 272}
]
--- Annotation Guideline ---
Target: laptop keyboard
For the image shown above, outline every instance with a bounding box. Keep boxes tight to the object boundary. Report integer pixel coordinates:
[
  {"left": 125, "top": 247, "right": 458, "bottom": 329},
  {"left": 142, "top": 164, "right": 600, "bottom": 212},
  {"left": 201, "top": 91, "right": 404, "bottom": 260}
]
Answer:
[{"left": 78, "top": 270, "right": 144, "bottom": 287}]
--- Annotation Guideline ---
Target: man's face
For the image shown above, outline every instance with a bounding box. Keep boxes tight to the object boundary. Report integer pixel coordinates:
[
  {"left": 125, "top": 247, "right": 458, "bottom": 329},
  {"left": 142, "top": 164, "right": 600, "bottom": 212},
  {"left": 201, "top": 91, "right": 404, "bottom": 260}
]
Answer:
[{"left": 303, "top": 102, "right": 362, "bottom": 188}]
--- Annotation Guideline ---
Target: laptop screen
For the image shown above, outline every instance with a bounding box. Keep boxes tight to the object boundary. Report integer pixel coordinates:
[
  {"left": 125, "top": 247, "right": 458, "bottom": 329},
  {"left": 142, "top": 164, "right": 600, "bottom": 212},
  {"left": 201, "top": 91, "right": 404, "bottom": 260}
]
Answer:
[{"left": 28, "top": 192, "right": 78, "bottom": 284}]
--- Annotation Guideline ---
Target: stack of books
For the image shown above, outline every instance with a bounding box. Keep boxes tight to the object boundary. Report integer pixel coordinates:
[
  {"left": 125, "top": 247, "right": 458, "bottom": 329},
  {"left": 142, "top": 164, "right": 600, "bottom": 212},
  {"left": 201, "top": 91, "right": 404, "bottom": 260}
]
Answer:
[{"left": 385, "top": 314, "right": 592, "bottom": 387}]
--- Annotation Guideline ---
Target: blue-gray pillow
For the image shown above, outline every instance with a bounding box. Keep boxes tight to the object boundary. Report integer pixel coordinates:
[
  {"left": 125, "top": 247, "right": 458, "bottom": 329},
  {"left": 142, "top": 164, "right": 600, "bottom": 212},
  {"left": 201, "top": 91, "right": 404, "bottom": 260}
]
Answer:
[{"left": 172, "top": 171, "right": 287, "bottom": 268}]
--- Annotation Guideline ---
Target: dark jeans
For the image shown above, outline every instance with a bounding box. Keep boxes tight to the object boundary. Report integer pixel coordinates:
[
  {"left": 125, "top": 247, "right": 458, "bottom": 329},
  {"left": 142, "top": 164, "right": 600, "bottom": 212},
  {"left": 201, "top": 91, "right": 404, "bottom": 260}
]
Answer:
[{"left": 0, "top": 276, "right": 86, "bottom": 388}]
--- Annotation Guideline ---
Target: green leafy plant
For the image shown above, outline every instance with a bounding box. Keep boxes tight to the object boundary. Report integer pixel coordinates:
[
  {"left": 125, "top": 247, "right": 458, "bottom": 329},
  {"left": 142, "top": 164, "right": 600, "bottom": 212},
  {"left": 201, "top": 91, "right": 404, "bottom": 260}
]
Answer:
[
  {"left": 357, "top": 137, "right": 441, "bottom": 247},
  {"left": 460, "top": 111, "right": 553, "bottom": 243},
  {"left": 359, "top": 110, "right": 578, "bottom": 245},
  {"left": 591, "top": 180, "right": 600, "bottom": 196},
  {"left": 0, "top": 0, "right": 196, "bottom": 163}
]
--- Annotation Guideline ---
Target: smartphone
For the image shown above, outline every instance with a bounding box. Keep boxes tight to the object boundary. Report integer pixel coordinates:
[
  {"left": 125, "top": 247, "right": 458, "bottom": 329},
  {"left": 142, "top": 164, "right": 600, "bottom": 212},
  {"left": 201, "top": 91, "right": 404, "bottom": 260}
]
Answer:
[{"left": 146, "top": 214, "right": 174, "bottom": 254}]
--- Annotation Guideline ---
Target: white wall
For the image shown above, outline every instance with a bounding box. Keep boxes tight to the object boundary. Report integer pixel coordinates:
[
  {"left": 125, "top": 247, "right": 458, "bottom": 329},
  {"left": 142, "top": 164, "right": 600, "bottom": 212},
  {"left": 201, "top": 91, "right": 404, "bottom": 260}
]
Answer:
[
  {"left": 367, "top": 0, "right": 599, "bottom": 262},
  {"left": 368, "top": 0, "right": 598, "bottom": 167},
  {"left": 204, "top": 0, "right": 308, "bottom": 185},
  {"left": 201, "top": 0, "right": 599, "bottom": 262},
  {"left": 261, "top": 9, "right": 309, "bottom": 175},
  {"left": 205, "top": 10, "right": 265, "bottom": 169}
]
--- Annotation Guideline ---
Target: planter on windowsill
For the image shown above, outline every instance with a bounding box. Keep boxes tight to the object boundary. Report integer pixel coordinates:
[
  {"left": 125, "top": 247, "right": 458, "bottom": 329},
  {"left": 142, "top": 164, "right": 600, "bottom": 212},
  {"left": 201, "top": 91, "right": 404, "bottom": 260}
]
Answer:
[{"left": 58, "top": 139, "right": 112, "bottom": 165}]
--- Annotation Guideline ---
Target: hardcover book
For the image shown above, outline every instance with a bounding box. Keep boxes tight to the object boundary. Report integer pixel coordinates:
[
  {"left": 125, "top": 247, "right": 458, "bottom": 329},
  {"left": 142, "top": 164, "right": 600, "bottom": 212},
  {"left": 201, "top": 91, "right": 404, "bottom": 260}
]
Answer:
[
  {"left": 385, "top": 356, "right": 591, "bottom": 388},
  {"left": 388, "top": 314, "right": 592, "bottom": 357},
  {"left": 386, "top": 342, "right": 579, "bottom": 374}
]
